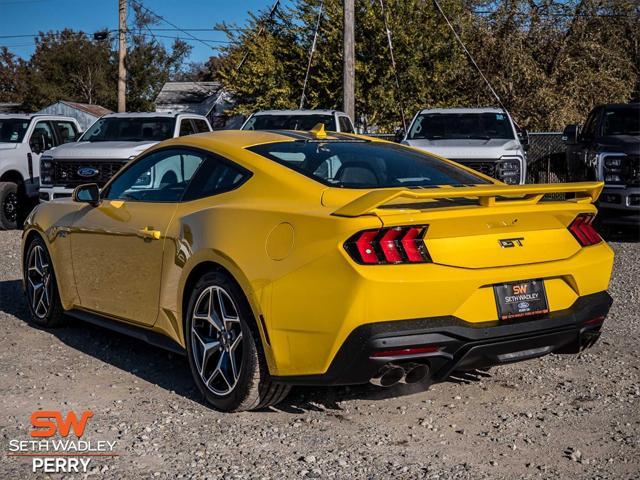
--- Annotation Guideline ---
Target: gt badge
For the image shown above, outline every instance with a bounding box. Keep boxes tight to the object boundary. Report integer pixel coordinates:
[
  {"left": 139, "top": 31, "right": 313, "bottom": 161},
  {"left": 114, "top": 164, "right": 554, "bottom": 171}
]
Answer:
[{"left": 499, "top": 237, "right": 524, "bottom": 248}]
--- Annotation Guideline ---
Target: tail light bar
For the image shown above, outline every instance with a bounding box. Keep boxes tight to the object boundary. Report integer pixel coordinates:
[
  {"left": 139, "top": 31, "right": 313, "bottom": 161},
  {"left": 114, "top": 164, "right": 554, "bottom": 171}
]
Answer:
[
  {"left": 344, "top": 225, "right": 431, "bottom": 265},
  {"left": 568, "top": 213, "right": 602, "bottom": 247}
]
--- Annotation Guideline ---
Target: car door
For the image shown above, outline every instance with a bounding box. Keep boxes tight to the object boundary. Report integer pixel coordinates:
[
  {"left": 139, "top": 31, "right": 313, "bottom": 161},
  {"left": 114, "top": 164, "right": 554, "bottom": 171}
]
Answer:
[
  {"left": 70, "top": 147, "right": 207, "bottom": 326},
  {"left": 52, "top": 120, "right": 80, "bottom": 145},
  {"left": 569, "top": 109, "right": 599, "bottom": 181},
  {"left": 28, "top": 120, "right": 56, "bottom": 176},
  {"left": 337, "top": 115, "right": 355, "bottom": 133},
  {"left": 178, "top": 118, "right": 197, "bottom": 137}
]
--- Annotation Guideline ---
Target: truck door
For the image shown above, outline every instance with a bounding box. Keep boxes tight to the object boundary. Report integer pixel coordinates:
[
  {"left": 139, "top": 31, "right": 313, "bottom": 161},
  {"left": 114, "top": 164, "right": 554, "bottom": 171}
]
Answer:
[{"left": 569, "top": 108, "right": 600, "bottom": 181}]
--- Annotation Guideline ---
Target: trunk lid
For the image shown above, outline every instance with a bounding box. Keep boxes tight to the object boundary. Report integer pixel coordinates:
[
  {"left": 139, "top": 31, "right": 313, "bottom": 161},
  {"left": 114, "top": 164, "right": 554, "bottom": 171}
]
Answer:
[{"left": 324, "top": 182, "right": 603, "bottom": 269}]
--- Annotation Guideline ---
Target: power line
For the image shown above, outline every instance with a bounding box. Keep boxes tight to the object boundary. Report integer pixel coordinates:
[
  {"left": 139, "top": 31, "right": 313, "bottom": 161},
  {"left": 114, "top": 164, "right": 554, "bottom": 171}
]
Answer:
[
  {"left": 129, "top": 0, "right": 220, "bottom": 51},
  {"left": 237, "top": 0, "right": 280, "bottom": 71},
  {"left": 299, "top": 0, "right": 323, "bottom": 109},
  {"left": 379, "top": 0, "right": 407, "bottom": 131},
  {"left": 431, "top": 0, "right": 509, "bottom": 115}
]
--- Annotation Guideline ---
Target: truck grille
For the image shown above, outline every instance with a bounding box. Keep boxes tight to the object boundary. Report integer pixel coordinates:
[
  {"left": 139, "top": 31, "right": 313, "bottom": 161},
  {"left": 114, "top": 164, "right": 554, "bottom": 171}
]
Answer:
[
  {"left": 622, "top": 155, "right": 639, "bottom": 187},
  {"left": 454, "top": 160, "right": 497, "bottom": 178},
  {"left": 53, "top": 160, "right": 128, "bottom": 187}
]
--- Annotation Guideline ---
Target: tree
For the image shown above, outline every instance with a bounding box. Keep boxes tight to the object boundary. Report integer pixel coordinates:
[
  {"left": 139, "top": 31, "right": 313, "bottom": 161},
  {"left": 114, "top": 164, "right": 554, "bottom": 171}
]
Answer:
[
  {"left": 0, "top": 47, "right": 27, "bottom": 103},
  {"left": 125, "top": 3, "right": 192, "bottom": 111},
  {"left": 21, "top": 29, "right": 116, "bottom": 111},
  {"left": 213, "top": 0, "right": 639, "bottom": 131}
]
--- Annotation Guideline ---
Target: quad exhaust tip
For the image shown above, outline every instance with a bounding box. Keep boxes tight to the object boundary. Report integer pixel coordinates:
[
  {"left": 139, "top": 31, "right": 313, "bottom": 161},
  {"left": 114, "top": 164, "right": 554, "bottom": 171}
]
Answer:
[
  {"left": 370, "top": 364, "right": 405, "bottom": 387},
  {"left": 401, "top": 362, "right": 430, "bottom": 384},
  {"left": 370, "top": 362, "right": 430, "bottom": 387}
]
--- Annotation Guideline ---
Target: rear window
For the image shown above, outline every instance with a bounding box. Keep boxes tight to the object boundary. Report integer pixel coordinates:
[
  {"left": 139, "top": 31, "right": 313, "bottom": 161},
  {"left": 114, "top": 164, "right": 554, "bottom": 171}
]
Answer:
[
  {"left": 243, "top": 114, "right": 337, "bottom": 132},
  {"left": 248, "top": 141, "right": 490, "bottom": 188}
]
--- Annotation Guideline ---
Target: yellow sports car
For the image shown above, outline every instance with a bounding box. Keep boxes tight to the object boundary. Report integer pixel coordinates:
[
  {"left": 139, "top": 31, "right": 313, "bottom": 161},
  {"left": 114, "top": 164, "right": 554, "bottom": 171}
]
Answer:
[{"left": 22, "top": 127, "right": 614, "bottom": 412}]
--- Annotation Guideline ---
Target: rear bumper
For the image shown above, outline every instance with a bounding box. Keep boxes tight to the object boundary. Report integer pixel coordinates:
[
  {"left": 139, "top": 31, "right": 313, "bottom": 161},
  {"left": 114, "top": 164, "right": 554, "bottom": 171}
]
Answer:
[
  {"left": 272, "top": 291, "right": 612, "bottom": 386},
  {"left": 597, "top": 186, "right": 640, "bottom": 224}
]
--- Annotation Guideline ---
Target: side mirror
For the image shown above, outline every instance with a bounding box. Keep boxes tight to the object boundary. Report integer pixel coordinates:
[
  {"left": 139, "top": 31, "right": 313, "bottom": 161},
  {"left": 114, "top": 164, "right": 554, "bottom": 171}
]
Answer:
[
  {"left": 72, "top": 183, "right": 101, "bottom": 206},
  {"left": 517, "top": 129, "right": 530, "bottom": 151},
  {"left": 394, "top": 128, "right": 406, "bottom": 143},
  {"left": 562, "top": 124, "right": 580, "bottom": 145},
  {"left": 30, "top": 134, "right": 46, "bottom": 154}
]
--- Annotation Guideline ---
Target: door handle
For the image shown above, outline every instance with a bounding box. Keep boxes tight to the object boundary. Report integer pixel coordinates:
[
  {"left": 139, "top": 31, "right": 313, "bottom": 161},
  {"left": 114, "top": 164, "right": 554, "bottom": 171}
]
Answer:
[{"left": 137, "top": 227, "right": 161, "bottom": 240}]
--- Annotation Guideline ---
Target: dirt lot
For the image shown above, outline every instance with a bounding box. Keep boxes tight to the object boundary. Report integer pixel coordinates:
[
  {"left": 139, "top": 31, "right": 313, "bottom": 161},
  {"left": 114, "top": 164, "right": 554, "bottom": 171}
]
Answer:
[{"left": 0, "top": 229, "right": 638, "bottom": 479}]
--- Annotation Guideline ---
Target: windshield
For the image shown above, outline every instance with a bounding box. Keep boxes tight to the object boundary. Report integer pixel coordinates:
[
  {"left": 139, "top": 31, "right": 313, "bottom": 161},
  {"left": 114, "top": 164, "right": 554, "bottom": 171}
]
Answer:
[
  {"left": 248, "top": 141, "right": 490, "bottom": 189},
  {"left": 0, "top": 118, "right": 30, "bottom": 143},
  {"left": 602, "top": 107, "right": 640, "bottom": 136},
  {"left": 80, "top": 117, "right": 175, "bottom": 142},
  {"left": 408, "top": 112, "right": 515, "bottom": 140},
  {"left": 243, "top": 114, "right": 337, "bottom": 132}
]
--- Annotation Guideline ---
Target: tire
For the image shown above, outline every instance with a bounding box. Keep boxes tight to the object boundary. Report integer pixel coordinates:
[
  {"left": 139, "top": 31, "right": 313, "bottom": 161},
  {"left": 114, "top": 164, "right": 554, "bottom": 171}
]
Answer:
[
  {"left": 0, "top": 182, "right": 19, "bottom": 230},
  {"left": 185, "top": 270, "right": 290, "bottom": 412},
  {"left": 23, "top": 236, "right": 66, "bottom": 327}
]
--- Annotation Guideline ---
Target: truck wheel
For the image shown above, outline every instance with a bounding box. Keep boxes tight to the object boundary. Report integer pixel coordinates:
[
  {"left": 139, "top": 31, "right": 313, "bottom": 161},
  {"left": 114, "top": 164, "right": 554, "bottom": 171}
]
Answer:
[{"left": 0, "top": 182, "right": 19, "bottom": 230}]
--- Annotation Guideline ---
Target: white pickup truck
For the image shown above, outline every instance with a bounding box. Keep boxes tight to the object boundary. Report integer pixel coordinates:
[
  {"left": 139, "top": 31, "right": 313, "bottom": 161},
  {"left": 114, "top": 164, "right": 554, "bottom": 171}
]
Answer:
[
  {"left": 241, "top": 109, "right": 355, "bottom": 133},
  {"left": 0, "top": 114, "right": 81, "bottom": 229},
  {"left": 403, "top": 108, "right": 528, "bottom": 185},
  {"left": 39, "top": 112, "right": 212, "bottom": 202}
]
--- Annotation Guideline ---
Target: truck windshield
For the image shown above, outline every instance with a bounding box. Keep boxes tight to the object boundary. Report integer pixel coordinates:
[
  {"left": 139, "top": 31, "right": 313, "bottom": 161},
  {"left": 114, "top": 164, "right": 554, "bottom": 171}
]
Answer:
[
  {"left": 408, "top": 112, "right": 515, "bottom": 140},
  {"left": 243, "top": 114, "right": 337, "bottom": 132},
  {"left": 248, "top": 141, "right": 490, "bottom": 188},
  {"left": 602, "top": 107, "right": 640, "bottom": 136},
  {"left": 0, "top": 118, "right": 30, "bottom": 143},
  {"left": 80, "top": 117, "right": 175, "bottom": 142}
]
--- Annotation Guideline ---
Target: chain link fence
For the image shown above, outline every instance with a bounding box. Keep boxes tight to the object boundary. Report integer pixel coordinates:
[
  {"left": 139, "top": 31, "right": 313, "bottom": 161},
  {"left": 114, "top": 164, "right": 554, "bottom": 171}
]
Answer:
[{"left": 526, "top": 133, "right": 567, "bottom": 184}]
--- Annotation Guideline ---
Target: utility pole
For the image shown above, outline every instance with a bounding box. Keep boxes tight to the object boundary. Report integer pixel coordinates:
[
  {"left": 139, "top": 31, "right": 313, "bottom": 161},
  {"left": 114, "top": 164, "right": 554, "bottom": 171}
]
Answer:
[
  {"left": 343, "top": 0, "right": 355, "bottom": 121},
  {"left": 117, "top": 0, "right": 127, "bottom": 113}
]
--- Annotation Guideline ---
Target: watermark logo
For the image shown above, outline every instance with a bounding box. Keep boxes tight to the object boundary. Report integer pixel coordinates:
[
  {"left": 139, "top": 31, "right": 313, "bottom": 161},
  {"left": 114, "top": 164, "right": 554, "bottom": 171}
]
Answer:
[
  {"left": 7, "top": 410, "right": 118, "bottom": 474},
  {"left": 31, "top": 410, "right": 93, "bottom": 438}
]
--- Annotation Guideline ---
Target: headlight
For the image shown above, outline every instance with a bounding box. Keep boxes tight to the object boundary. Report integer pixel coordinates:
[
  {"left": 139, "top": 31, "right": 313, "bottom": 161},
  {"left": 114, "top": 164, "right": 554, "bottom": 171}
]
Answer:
[
  {"left": 604, "top": 157, "right": 622, "bottom": 168},
  {"left": 602, "top": 154, "right": 625, "bottom": 185},
  {"left": 40, "top": 157, "right": 54, "bottom": 185},
  {"left": 497, "top": 158, "right": 522, "bottom": 184}
]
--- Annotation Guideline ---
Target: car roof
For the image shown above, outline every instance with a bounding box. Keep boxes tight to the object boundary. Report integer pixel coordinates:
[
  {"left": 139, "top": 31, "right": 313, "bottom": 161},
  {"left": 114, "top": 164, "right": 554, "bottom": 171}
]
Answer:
[
  {"left": 157, "top": 129, "right": 362, "bottom": 150},
  {"left": 251, "top": 109, "right": 347, "bottom": 116},
  {"left": 0, "top": 113, "right": 77, "bottom": 121},
  {"left": 101, "top": 112, "right": 206, "bottom": 119},
  {"left": 417, "top": 107, "right": 506, "bottom": 115}
]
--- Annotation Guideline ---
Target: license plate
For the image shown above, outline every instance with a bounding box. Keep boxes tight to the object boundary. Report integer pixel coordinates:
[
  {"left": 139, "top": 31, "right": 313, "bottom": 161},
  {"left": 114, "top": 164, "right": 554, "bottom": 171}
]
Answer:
[{"left": 493, "top": 279, "right": 549, "bottom": 321}]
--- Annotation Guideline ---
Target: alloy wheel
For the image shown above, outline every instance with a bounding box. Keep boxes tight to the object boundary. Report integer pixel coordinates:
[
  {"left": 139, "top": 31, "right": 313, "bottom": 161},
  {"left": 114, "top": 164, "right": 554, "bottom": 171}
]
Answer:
[
  {"left": 3, "top": 192, "right": 18, "bottom": 223},
  {"left": 26, "top": 245, "right": 52, "bottom": 319},
  {"left": 191, "top": 286, "right": 244, "bottom": 396}
]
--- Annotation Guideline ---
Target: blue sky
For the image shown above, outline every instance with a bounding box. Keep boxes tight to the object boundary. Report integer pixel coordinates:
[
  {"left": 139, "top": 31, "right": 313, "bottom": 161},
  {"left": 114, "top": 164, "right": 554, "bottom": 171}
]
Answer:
[{"left": 0, "top": 0, "right": 287, "bottom": 63}]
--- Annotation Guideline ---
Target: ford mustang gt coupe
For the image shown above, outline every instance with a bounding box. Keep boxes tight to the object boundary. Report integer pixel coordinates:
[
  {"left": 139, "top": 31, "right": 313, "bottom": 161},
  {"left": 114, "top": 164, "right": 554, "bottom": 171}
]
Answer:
[{"left": 22, "top": 126, "right": 614, "bottom": 411}]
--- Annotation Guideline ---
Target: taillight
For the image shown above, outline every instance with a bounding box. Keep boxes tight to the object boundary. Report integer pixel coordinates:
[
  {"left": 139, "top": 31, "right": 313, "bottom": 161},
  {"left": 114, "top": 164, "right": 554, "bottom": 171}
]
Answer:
[
  {"left": 568, "top": 213, "right": 602, "bottom": 246},
  {"left": 344, "top": 225, "right": 431, "bottom": 265}
]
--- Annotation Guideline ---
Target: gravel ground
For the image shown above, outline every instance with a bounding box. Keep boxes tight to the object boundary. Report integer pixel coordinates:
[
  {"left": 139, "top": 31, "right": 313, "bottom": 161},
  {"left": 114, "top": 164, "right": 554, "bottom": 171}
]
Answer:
[{"left": 0, "top": 229, "right": 638, "bottom": 479}]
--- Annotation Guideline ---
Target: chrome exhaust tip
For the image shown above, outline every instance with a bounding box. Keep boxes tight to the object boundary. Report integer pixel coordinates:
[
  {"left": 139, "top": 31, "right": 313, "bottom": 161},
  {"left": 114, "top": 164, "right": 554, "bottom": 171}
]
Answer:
[
  {"left": 370, "top": 364, "right": 405, "bottom": 387},
  {"left": 401, "top": 362, "right": 430, "bottom": 384}
]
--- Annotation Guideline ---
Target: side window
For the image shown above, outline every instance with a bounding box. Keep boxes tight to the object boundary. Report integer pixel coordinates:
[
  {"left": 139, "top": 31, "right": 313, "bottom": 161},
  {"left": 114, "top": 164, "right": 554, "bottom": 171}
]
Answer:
[
  {"left": 581, "top": 110, "right": 598, "bottom": 141},
  {"left": 179, "top": 119, "right": 196, "bottom": 136},
  {"left": 193, "top": 119, "right": 210, "bottom": 133},
  {"left": 29, "top": 121, "right": 55, "bottom": 152},
  {"left": 53, "top": 121, "right": 78, "bottom": 144},
  {"left": 338, "top": 116, "right": 354, "bottom": 133},
  {"left": 105, "top": 148, "right": 205, "bottom": 202},
  {"left": 182, "top": 155, "right": 249, "bottom": 201}
]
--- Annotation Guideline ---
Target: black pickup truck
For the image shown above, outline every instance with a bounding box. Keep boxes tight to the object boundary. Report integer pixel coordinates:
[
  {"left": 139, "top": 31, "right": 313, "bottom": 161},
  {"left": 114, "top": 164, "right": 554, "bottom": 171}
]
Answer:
[{"left": 562, "top": 103, "right": 639, "bottom": 226}]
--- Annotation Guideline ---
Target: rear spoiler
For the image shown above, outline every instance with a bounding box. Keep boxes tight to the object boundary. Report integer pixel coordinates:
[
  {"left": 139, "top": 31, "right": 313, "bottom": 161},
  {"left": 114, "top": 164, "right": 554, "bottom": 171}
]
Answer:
[{"left": 332, "top": 182, "right": 604, "bottom": 217}]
